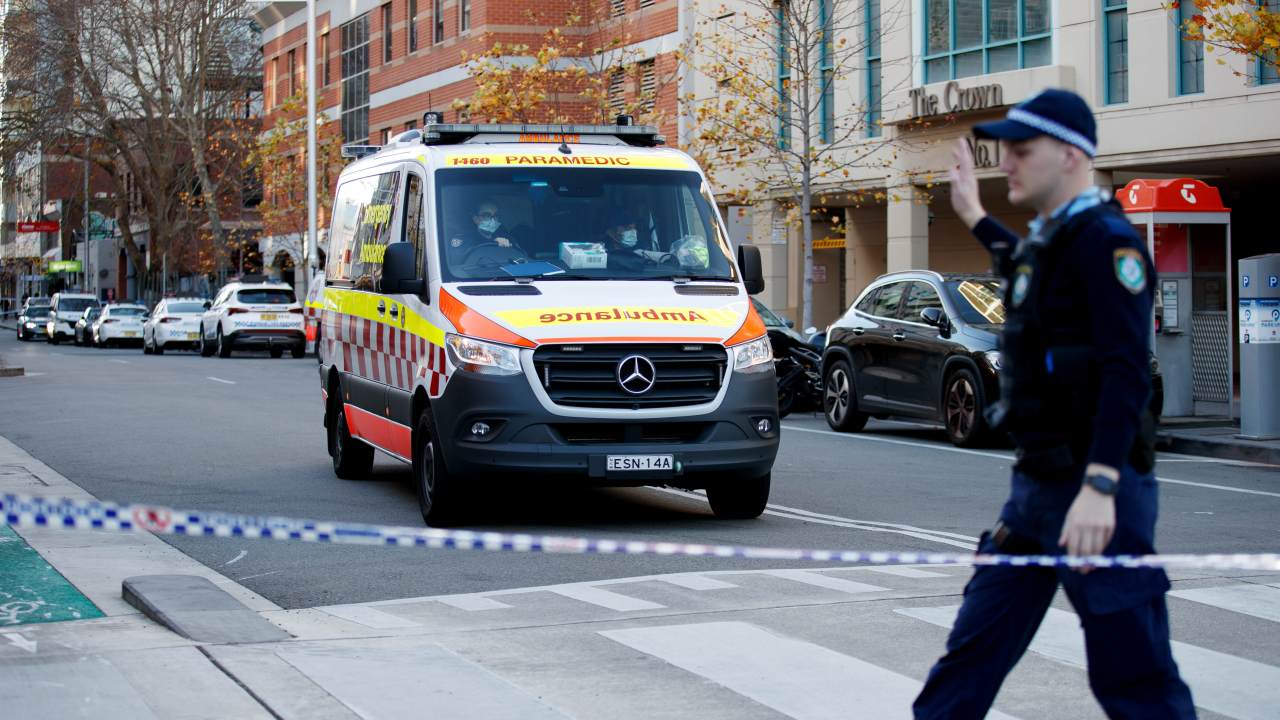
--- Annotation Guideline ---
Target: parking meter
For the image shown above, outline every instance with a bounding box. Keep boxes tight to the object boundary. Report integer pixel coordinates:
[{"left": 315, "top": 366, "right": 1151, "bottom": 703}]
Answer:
[{"left": 1237, "top": 254, "right": 1280, "bottom": 439}]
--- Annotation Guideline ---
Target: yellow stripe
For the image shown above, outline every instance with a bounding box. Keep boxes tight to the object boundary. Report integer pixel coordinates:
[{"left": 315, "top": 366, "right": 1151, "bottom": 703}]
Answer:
[{"left": 323, "top": 287, "right": 446, "bottom": 347}]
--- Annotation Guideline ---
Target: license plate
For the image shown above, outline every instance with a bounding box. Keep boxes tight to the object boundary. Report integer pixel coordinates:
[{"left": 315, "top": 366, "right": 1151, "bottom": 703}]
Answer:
[
  {"left": 186, "top": 332, "right": 199, "bottom": 340},
  {"left": 123, "top": 331, "right": 138, "bottom": 337},
  {"left": 606, "top": 455, "right": 674, "bottom": 472},
  {"left": 259, "top": 313, "right": 278, "bottom": 321}
]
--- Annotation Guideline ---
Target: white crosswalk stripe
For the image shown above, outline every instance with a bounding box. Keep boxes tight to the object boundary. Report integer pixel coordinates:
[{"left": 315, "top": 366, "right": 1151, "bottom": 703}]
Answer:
[
  {"left": 764, "top": 569, "right": 890, "bottom": 595},
  {"left": 1169, "top": 582, "right": 1280, "bottom": 623},
  {"left": 548, "top": 585, "right": 665, "bottom": 612},
  {"left": 320, "top": 604, "right": 419, "bottom": 629},
  {"left": 435, "top": 595, "right": 512, "bottom": 612},
  {"left": 659, "top": 574, "right": 739, "bottom": 591},
  {"left": 896, "top": 603, "right": 1280, "bottom": 720}
]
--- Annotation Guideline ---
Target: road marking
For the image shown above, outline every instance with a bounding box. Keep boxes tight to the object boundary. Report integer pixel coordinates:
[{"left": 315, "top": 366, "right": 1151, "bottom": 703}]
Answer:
[
  {"left": 862, "top": 566, "right": 950, "bottom": 579},
  {"left": 435, "top": 595, "right": 513, "bottom": 611},
  {"left": 548, "top": 585, "right": 664, "bottom": 612},
  {"left": 236, "top": 570, "right": 281, "bottom": 581},
  {"left": 1170, "top": 582, "right": 1280, "bottom": 624},
  {"left": 1, "top": 632, "right": 37, "bottom": 654},
  {"left": 20, "top": 372, "right": 45, "bottom": 377},
  {"left": 107, "top": 359, "right": 130, "bottom": 365},
  {"left": 783, "top": 424, "right": 1280, "bottom": 499},
  {"left": 897, "top": 603, "right": 1280, "bottom": 720},
  {"left": 321, "top": 604, "right": 421, "bottom": 629},
  {"left": 659, "top": 574, "right": 738, "bottom": 591},
  {"left": 225, "top": 550, "right": 247, "bottom": 565},
  {"left": 765, "top": 570, "right": 889, "bottom": 595},
  {"left": 601, "top": 621, "right": 1020, "bottom": 720},
  {"left": 206, "top": 376, "right": 236, "bottom": 385}
]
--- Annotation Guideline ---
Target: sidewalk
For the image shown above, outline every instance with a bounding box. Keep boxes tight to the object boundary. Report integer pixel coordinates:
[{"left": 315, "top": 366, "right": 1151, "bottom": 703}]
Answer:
[{"left": 1157, "top": 416, "right": 1280, "bottom": 466}]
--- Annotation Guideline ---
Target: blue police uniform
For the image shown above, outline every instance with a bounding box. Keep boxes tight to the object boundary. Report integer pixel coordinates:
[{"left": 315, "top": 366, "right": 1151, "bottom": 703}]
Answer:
[{"left": 912, "top": 90, "right": 1196, "bottom": 719}]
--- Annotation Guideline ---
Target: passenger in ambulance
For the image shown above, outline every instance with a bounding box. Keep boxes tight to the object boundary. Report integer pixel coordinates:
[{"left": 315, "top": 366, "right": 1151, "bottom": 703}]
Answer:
[{"left": 599, "top": 208, "right": 668, "bottom": 270}]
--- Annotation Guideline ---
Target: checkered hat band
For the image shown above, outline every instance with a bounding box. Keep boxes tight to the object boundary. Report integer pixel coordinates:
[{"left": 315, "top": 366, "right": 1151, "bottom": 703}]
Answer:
[{"left": 1007, "top": 108, "right": 1097, "bottom": 157}]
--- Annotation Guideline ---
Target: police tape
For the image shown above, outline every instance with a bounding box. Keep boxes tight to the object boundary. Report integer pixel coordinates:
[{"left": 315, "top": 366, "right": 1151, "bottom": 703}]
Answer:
[{"left": 3, "top": 493, "right": 1278, "bottom": 572}]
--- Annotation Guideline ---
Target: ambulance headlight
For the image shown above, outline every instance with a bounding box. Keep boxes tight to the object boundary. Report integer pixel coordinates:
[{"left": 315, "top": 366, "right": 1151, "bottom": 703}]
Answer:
[
  {"left": 732, "top": 337, "right": 773, "bottom": 374},
  {"left": 445, "top": 334, "right": 522, "bottom": 376}
]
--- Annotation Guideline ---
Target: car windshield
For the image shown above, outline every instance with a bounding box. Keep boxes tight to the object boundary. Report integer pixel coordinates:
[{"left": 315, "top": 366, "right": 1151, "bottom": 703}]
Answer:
[
  {"left": 167, "top": 302, "right": 206, "bottom": 313},
  {"left": 57, "top": 298, "right": 98, "bottom": 312},
  {"left": 751, "top": 298, "right": 787, "bottom": 327},
  {"left": 237, "top": 289, "right": 296, "bottom": 304},
  {"left": 27, "top": 308, "right": 49, "bottom": 318},
  {"left": 109, "top": 307, "right": 146, "bottom": 317},
  {"left": 945, "top": 279, "right": 1005, "bottom": 325},
  {"left": 434, "top": 167, "right": 738, "bottom": 283}
]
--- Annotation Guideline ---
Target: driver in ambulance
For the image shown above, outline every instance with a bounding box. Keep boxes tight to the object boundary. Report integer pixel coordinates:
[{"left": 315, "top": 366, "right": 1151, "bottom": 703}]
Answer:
[{"left": 448, "top": 199, "right": 518, "bottom": 262}]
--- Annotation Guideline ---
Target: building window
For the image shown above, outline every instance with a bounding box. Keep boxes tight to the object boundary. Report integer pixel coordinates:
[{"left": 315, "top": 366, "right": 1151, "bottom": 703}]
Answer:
[
  {"left": 322, "top": 33, "right": 331, "bottom": 86},
  {"left": 637, "top": 60, "right": 656, "bottom": 115},
  {"left": 777, "top": 4, "right": 791, "bottom": 148},
  {"left": 608, "top": 69, "right": 625, "bottom": 117},
  {"left": 406, "top": 119, "right": 417, "bottom": 130},
  {"left": 381, "top": 128, "right": 391, "bottom": 145},
  {"left": 460, "top": 0, "right": 471, "bottom": 32},
  {"left": 818, "top": 0, "right": 834, "bottom": 143},
  {"left": 923, "top": 0, "right": 1051, "bottom": 83},
  {"left": 341, "top": 14, "right": 371, "bottom": 144},
  {"left": 1175, "top": 1, "right": 1203, "bottom": 95},
  {"left": 640, "top": 0, "right": 655, "bottom": 6},
  {"left": 1262, "top": 0, "right": 1280, "bottom": 84},
  {"left": 409, "top": 0, "right": 419, "bottom": 52},
  {"left": 288, "top": 49, "right": 297, "bottom": 96},
  {"left": 867, "top": 0, "right": 882, "bottom": 137},
  {"left": 1103, "top": 0, "right": 1128, "bottom": 104},
  {"left": 434, "top": 0, "right": 445, "bottom": 43},
  {"left": 382, "top": 4, "right": 393, "bottom": 63},
  {"left": 270, "top": 56, "right": 279, "bottom": 106}
]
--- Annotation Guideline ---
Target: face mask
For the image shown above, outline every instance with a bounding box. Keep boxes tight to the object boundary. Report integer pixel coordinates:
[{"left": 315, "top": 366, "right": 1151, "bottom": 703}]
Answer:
[
  {"left": 620, "top": 229, "right": 638, "bottom": 247},
  {"left": 478, "top": 217, "right": 500, "bottom": 234}
]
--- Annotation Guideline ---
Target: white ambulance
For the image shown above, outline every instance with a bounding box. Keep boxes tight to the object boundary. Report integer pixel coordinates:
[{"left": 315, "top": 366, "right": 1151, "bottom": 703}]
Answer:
[{"left": 319, "top": 117, "right": 778, "bottom": 525}]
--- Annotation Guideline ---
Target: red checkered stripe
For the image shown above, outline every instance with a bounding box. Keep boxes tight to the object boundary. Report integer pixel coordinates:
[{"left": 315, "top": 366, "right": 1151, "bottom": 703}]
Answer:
[{"left": 323, "top": 309, "right": 448, "bottom": 397}]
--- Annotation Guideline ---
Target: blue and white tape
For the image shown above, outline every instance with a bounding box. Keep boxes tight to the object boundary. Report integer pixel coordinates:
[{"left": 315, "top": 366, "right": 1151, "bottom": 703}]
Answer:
[{"left": 3, "top": 494, "right": 1278, "bottom": 572}]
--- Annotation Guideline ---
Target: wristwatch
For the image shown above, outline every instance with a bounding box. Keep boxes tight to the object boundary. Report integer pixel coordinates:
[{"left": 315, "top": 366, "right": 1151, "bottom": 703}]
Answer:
[{"left": 1084, "top": 473, "right": 1119, "bottom": 496}]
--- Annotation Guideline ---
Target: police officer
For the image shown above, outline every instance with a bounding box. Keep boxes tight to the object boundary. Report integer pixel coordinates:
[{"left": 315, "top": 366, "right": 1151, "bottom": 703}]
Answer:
[{"left": 912, "top": 89, "right": 1196, "bottom": 719}]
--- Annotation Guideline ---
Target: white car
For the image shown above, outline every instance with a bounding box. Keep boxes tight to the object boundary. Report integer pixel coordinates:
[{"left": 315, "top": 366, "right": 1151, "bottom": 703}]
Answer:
[
  {"left": 45, "top": 292, "right": 99, "bottom": 344},
  {"left": 143, "top": 298, "right": 209, "bottom": 354},
  {"left": 93, "top": 303, "right": 148, "bottom": 347},
  {"left": 200, "top": 278, "right": 305, "bottom": 358}
]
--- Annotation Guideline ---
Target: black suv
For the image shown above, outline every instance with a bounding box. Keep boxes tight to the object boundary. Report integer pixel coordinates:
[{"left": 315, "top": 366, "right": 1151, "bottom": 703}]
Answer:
[
  {"left": 822, "top": 271, "right": 1163, "bottom": 447},
  {"left": 822, "top": 272, "right": 1003, "bottom": 446}
]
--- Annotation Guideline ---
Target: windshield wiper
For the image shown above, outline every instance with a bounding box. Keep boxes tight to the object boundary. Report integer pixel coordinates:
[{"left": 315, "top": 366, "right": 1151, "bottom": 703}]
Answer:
[{"left": 647, "top": 274, "right": 736, "bottom": 283}]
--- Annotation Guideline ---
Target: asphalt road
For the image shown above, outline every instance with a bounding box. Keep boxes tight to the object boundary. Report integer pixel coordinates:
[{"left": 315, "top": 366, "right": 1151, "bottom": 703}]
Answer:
[{"left": 1, "top": 330, "right": 1277, "bottom": 610}]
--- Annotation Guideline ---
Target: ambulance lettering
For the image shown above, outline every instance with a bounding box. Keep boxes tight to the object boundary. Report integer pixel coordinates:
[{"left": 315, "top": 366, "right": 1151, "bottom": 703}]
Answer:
[{"left": 498, "top": 306, "right": 739, "bottom": 328}]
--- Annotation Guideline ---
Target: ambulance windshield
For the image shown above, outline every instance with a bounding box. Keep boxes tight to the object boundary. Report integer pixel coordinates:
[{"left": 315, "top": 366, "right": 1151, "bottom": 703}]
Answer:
[{"left": 434, "top": 167, "right": 738, "bottom": 283}]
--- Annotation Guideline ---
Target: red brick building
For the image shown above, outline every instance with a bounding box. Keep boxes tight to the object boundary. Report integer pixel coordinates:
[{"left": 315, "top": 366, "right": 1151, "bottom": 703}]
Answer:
[{"left": 253, "top": 0, "right": 683, "bottom": 275}]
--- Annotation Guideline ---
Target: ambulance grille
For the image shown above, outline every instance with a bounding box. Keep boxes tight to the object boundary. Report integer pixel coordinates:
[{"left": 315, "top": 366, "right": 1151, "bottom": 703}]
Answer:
[{"left": 533, "top": 344, "right": 727, "bottom": 408}]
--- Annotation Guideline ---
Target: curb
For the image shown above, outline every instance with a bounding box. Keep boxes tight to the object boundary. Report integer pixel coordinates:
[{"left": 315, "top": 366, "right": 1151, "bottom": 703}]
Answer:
[
  {"left": 1158, "top": 431, "right": 1280, "bottom": 466},
  {"left": 123, "top": 575, "right": 292, "bottom": 644}
]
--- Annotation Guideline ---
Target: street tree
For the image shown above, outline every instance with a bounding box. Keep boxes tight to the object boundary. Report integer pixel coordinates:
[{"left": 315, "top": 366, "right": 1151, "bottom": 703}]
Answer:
[
  {"left": 684, "top": 0, "right": 912, "bottom": 330},
  {"left": 1172, "top": 1, "right": 1280, "bottom": 78}
]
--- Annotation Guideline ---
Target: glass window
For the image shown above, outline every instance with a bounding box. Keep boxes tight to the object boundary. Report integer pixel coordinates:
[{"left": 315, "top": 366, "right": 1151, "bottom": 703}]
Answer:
[
  {"left": 408, "top": 0, "right": 418, "bottom": 52},
  {"left": 777, "top": 5, "right": 791, "bottom": 148},
  {"left": 868, "top": 282, "right": 906, "bottom": 318},
  {"left": 819, "top": 0, "right": 834, "bottom": 143},
  {"left": 926, "top": 0, "right": 1054, "bottom": 81},
  {"left": 923, "top": 0, "right": 1054, "bottom": 83},
  {"left": 1262, "top": 1, "right": 1280, "bottom": 84},
  {"left": 237, "top": 289, "right": 298, "bottom": 305},
  {"left": 901, "top": 282, "right": 943, "bottom": 321},
  {"left": 166, "top": 302, "right": 206, "bottom": 314},
  {"left": 855, "top": 286, "right": 880, "bottom": 314},
  {"left": 322, "top": 33, "right": 330, "bottom": 85},
  {"left": 460, "top": 0, "right": 471, "bottom": 32},
  {"left": 945, "top": 279, "right": 1006, "bottom": 325},
  {"left": 108, "top": 306, "right": 147, "bottom": 317},
  {"left": 434, "top": 0, "right": 445, "bottom": 43},
  {"left": 327, "top": 171, "right": 402, "bottom": 288},
  {"left": 382, "top": 4, "right": 392, "bottom": 63},
  {"left": 866, "top": 0, "right": 882, "bottom": 138},
  {"left": 1176, "top": 2, "right": 1204, "bottom": 94},
  {"left": 403, "top": 173, "right": 426, "bottom": 274},
  {"left": 1104, "top": 1, "right": 1128, "bottom": 104},
  {"left": 57, "top": 297, "right": 99, "bottom": 313},
  {"left": 433, "top": 168, "right": 739, "bottom": 283},
  {"left": 751, "top": 298, "right": 788, "bottom": 327},
  {"left": 341, "top": 14, "right": 371, "bottom": 144}
]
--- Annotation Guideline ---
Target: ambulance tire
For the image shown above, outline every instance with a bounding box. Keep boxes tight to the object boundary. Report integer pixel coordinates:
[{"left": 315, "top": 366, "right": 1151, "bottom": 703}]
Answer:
[
  {"left": 414, "top": 410, "right": 459, "bottom": 527},
  {"left": 705, "top": 471, "right": 771, "bottom": 520},
  {"left": 330, "top": 404, "right": 374, "bottom": 480}
]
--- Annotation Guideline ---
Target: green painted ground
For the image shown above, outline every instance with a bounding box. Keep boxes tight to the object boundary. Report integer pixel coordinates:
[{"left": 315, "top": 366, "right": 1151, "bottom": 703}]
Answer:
[{"left": 0, "top": 524, "right": 103, "bottom": 626}]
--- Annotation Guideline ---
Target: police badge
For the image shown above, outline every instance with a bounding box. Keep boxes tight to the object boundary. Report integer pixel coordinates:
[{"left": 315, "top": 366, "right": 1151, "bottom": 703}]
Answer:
[
  {"left": 1114, "top": 248, "right": 1146, "bottom": 294},
  {"left": 1011, "top": 265, "right": 1033, "bottom": 308}
]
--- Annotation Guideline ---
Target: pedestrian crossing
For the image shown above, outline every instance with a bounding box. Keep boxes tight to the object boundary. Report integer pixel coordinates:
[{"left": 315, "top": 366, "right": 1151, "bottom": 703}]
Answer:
[{"left": 282, "top": 567, "right": 1280, "bottom": 720}]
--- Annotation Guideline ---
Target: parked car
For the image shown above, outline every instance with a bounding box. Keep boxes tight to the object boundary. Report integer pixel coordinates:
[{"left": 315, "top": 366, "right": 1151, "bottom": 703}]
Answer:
[
  {"left": 16, "top": 298, "right": 50, "bottom": 341},
  {"left": 752, "top": 298, "right": 823, "bottom": 418},
  {"left": 46, "top": 292, "right": 99, "bottom": 344},
  {"left": 200, "top": 277, "right": 305, "bottom": 358},
  {"left": 93, "top": 303, "right": 148, "bottom": 347},
  {"left": 74, "top": 307, "right": 102, "bottom": 345},
  {"left": 144, "top": 298, "right": 208, "bottom": 354}
]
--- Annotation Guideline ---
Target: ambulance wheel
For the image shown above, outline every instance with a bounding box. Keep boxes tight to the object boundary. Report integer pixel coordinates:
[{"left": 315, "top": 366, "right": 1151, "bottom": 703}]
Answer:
[
  {"left": 330, "top": 404, "right": 373, "bottom": 480},
  {"left": 414, "top": 410, "right": 459, "bottom": 526},
  {"left": 706, "top": 472, "right": 771, "bottom": 520}
]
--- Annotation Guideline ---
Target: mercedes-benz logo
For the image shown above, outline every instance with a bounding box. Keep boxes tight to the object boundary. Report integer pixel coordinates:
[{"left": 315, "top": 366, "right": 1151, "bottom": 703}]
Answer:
[{"left": 616, "top": 355, "right": 656, "bottom": 395}]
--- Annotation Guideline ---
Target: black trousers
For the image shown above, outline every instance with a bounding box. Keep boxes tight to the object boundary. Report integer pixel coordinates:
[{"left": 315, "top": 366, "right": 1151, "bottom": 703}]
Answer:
[{"left": 912, "top": 466, "right": 1196, "bottom": 719}]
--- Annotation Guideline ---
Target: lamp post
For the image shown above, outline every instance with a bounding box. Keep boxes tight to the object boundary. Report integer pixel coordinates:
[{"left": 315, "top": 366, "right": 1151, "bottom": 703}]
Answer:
[{"left": 305, "top": 0, "right": 317, "bottom": 297}]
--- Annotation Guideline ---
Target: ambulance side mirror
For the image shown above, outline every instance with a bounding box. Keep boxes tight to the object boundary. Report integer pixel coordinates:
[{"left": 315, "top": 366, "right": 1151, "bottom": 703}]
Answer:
[
  {"left": 738, "top": 244, "right": 765, "bottom": 295},
  {"left": 379, "top": 242, "right": 426, "bottom": 296}
]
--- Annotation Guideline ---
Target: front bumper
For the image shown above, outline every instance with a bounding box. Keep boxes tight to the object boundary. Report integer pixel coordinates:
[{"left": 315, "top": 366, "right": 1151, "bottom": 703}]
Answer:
[
  {"left": 226, "top": 328, "right": 305, "bottom": 348},
  {"left": 430, "top": 367, "right": 780, "bottom": 488}
]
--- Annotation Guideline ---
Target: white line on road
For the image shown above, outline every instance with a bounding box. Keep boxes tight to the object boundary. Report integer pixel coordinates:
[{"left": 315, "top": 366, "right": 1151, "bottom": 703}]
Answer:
[
  {"left": 225, "top": 550, "right": 247, "bottom": 565},
  {"left": 206, "top": 376, "right": 236, "bottom": 385},
  {"left": 107, "top": 359, "right": 130, "bottom": 365},
  {"left": 1, "top": 632, "right": 37, "bottom": 654},
  {"left": 659, "top": 574, "right": 739, "bottom": 591},
  {"left": 236, "top": 570, "right": 282, "bottom": 581},
  {"left": 600, "top": 621, "right": 1019, "bottom": 720},
  {"left": 434, "top": 595, "right": 513, "bottom": 611},
  {"left": 861, "top": 566, "right": 950, "bottom": 579},
  {"left": 548, "top": 585, "right": 665, "bottom": 612},
  {"left": 783, "top": 424, "right": 1280, "bottom": 499},
  {"left": 764, "top": 569, "right": 889, "bottom": 595},
  {"left": 1170, "top": 582, "right": 1280, "bottom": 624},
  {"left": 897, "top": 603, "right": 1280, "bottom": 720},
  {"left": 321, "top": 604, "right": 421, "bottom": 628}
]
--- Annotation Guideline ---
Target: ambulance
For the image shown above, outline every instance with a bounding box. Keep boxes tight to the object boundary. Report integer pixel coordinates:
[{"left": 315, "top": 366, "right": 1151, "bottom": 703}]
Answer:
[{"left": 319, "top": 116, "right": 778, "bottom": 525}]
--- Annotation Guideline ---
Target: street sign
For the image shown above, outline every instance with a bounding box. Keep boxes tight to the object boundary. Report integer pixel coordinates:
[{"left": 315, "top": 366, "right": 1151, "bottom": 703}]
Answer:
[
  {"left": 49, "top": 260, "right": 82, "bottom": 273},
  {"left": 16, "top": 220, "right": 59, "bottom": 233}
]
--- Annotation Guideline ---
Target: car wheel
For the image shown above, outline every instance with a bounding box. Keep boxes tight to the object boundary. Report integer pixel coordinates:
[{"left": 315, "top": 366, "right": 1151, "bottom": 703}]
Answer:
[
  {"left": 143, "top": 337, "right": 152, "bottom": 354},
  {"left": 330, "top": 402, "right": 374, "bottom": 480},
  {"left": 414, "top": 409, "right": 459, "bottom": 526},
  {"left": 291, "top": 344, "right": 305, "bottom": 359},
  {"left": 944, "top": 367, "right": 988, "bottom": 448},
  {"left": 823, "top": 360, "right": 869, "bottom": 432},
  {"left": 706, "top": 472, "right": 771, "bottom": 519},
  {"left": 48, "top": 334, "right": 59, "bottom": 345},
  {"left": 153, "top": 340, "right": 164, "bottom": 355},
  {"left": 199, "top": 328, "right": 215, "bottom": 357},
  {"left": 217, "top": 327, "right": 232, "bottom": 358}
]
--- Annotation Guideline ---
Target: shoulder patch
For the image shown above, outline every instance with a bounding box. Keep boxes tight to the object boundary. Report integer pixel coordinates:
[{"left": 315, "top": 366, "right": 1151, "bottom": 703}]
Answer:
[{"left": 1114, "top": 248, "right": 1146, "bottom": 294}]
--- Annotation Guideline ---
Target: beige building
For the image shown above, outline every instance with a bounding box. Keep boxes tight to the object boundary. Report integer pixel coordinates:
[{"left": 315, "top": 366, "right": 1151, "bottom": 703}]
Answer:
[{"left": 710, "top": 0, "right": 1279, "bottom": 417}]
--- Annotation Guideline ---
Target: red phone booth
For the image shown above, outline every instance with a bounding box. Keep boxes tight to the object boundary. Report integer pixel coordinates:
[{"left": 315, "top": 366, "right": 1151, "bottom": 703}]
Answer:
[{"left": 1117, "top": 179, "right": 1233, "bottom": 419}]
